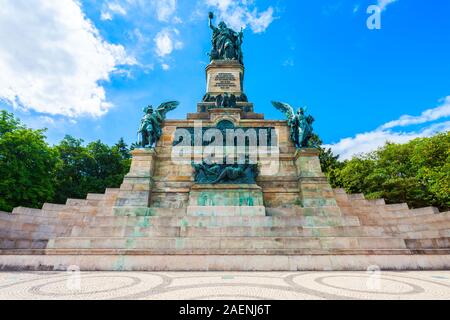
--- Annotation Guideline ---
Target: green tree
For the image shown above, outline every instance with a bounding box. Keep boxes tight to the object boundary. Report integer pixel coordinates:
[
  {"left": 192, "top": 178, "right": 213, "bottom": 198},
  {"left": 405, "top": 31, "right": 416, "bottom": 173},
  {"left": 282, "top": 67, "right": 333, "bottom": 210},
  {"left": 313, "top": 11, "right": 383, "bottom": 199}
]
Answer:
[
  {"left": 52, "top": 136, "right": 131, "bottom": 204},
  {"left": 330, "top": 132, "right": 450, "bottom": 211},
  {"left": 0, "top": 111, "right": 59, "bottom": 212},
  {"left": 114, "top": 137, "right": 132, "bottom": 159},
  {"left": 309, "top": 133, "right": 341, "bottom": 174}
]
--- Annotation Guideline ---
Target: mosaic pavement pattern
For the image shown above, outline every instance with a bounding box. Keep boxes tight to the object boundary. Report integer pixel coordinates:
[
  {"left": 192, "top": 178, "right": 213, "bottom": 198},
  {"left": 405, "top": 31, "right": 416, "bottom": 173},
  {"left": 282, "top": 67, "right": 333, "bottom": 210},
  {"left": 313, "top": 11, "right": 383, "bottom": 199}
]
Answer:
[{"left": 0, "top": 271, "right": 449, "bottom": 300}]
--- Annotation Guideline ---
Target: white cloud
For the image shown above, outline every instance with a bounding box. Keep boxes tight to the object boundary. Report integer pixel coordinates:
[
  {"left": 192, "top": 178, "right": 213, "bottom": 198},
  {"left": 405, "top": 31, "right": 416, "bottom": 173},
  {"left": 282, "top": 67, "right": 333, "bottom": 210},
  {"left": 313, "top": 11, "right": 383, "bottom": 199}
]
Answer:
[
  {"left": 206, "top": 0, "right": 275, "bottom": 33},
  {"left": 101, "top": 0, "right": 178, "bottom": 22},
  {"left": 155, "top": 0, "right": 177, "bottom": 22},
  {"left": 380, "top": 96, "right": 450, "bottom": 129},
  {"left": 326, "top": 96, "right": 450, "bottom": 160},
  {"left": 378, "top": 0, "right": 397, "bottom": 11},
  {"left": 154, "top": 28, "right": 183, "bottom": 57},
  {"left": 0, "top": 0, "right": 136, "bottom": 118},
  {"left": 101, "top": 1, "right": 127, "bottom": 21}
]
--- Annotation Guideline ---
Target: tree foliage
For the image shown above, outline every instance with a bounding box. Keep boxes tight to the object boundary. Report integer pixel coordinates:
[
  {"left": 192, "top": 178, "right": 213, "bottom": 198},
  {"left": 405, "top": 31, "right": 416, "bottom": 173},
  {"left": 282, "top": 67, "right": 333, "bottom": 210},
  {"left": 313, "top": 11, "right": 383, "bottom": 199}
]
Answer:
[
  {"left": 0, "top": 110, "right": 131, "bottom": 211},
  {"left": 52, "top": 136, "right": 131, "bottom": 204},
  {"left": 329, "top": 132, "right": 450, "bottom": 210},
  {"left": 0, "top": 111, "right": 59, "bottom": 211}
]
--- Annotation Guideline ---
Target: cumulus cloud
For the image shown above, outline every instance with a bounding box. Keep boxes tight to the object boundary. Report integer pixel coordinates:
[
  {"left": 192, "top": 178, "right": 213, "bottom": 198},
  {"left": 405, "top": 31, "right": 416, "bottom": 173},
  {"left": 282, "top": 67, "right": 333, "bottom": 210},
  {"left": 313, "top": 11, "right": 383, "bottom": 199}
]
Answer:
[
  {"left": 100, "top": 0, "right": 179, "bottom": 22},
  {"left": 205, "top": 0, "right": 275, "bottom": 33},
  {"left": 155, "top": 0, "right": 177, "bottom": 22},
  {"left": 326, "top": 97, "right": 450, "bottom": 160},
  {"left": 154, "top": 28, "right": 183, "bottom": 57},
  {"left": 101, "top": 1, "right": 127, "bottom": 21},
  {"left": 0, "top": 0, "right": 136, "bottom": 118},
  {"left": 380, "top": 96, "right": 450, "bottom": 130}
]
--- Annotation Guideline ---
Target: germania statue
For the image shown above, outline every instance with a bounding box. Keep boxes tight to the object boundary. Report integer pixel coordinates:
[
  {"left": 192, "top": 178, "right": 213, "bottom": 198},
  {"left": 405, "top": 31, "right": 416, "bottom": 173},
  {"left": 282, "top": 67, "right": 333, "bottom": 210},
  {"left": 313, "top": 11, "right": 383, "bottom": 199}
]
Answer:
[
  {"left": 208, "top": 12, "right": 244, "bottom": 64},
  {"left": 272, "top": 101, "right": 315, "bottom": 149},
  {"left": 137, "top": 101, "right": 179, "bottom": 149}
]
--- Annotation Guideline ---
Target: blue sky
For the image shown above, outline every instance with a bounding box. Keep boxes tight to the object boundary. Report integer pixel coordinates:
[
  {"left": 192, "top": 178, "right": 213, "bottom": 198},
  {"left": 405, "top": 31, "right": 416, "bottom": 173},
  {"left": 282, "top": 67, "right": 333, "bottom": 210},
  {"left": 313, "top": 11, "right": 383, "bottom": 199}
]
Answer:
[{"left": 0, "top": 0, "right": 449, "bottom": 159}]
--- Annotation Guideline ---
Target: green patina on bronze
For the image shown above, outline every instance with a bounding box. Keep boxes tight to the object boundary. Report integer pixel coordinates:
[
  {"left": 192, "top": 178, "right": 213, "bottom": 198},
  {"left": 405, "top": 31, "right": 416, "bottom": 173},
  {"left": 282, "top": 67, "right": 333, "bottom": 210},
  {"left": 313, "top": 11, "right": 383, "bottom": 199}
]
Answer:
[
  {"left": 208, "top": 12, "right": 244, "bottom": 64},
  {"left": 272, "top": 101, "right": 317, "bottom": 149},
  {"left": 137, "top": 101, "right": 179, "bottom": 149},
  {"left": 193, "top": 162, "right": 258, "bottom": 184}
]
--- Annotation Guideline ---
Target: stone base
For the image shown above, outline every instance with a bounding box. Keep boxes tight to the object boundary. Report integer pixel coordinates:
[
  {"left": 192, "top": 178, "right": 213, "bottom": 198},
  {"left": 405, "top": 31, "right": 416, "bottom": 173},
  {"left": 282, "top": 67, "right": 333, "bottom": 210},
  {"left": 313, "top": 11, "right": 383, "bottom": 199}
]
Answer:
[
  {"left": 187, "top": 184, "right": 266, "bottom": 216},
  {"left": 113, "top": 149, "right": 157, "bottom": 215},
  {"left": 2, "top": 254, "right": 450, "bottom": 271},
  {"left": 188, "top": 184, "right": 264, "bottom": 206},
  {"left": 295, "top": 149, "right": 340, "bottom": 208}
]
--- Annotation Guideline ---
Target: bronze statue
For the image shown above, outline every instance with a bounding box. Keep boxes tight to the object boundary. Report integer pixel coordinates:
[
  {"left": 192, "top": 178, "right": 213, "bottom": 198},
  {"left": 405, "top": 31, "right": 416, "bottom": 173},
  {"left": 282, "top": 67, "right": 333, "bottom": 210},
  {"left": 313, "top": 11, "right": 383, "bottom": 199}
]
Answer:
[
  {"left": 215, "top": 93, "right": 237, "bottom": 108},
  {"left": 208, "top": 12, "right": 244, "bottom": 64},
  {"left": 192, "top": 161, "right": 259, "bottom": 184},
  {"left": 272, "top": 101, "right": 315, "bottom": 149},
  {"left": 137, "top": 101, "right": 179, "bottom": 149}
]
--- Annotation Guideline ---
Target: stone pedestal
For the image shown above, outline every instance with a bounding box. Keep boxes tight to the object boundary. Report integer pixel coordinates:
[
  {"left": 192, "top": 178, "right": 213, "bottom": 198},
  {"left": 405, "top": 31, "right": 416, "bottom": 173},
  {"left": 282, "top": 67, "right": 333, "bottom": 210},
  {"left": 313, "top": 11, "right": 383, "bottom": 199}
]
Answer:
[
  {"left": 206, "top": 60, "right": 244, "bottom": 95},
  {"left": 113, "top": 149, "right": 157, "bottom": 216},
  {"left": 294, "top": 149, "right": 339, "bottom": 209},
  {"left": 187, "top": 184, "right": 266, "bottom": 216}
]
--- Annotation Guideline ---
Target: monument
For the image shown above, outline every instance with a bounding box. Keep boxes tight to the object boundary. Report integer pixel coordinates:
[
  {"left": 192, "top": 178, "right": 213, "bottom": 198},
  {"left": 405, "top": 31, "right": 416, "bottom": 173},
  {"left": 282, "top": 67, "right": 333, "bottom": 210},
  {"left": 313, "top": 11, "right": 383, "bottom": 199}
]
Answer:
[{"left": 0, "top": 13, "right": 449, "bottom": 271}]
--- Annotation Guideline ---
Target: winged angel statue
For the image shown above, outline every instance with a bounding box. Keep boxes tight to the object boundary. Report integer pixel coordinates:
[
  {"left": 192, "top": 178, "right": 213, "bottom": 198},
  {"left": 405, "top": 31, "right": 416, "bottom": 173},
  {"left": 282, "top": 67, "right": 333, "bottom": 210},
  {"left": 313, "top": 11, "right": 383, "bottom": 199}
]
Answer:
[
  {"left": 137, "top": 101, "right": 179, "bottom": 149},
  {"left": 271, "top": 101, "right": 315, "bottom": 149}
]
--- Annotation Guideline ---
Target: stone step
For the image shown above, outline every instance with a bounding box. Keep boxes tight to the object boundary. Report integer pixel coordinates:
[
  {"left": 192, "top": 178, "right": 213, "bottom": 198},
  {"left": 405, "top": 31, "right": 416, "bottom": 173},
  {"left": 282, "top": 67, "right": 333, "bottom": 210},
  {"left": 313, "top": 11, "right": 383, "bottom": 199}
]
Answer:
[
  {"left": 182, "top": 226, "right": 389, "bottom": 237},
  {"left": 65, "top": 199, "right": 89, "bottom": 206},
  {"left": 70, "top": 226, "right": 180, "bottom": 237},
  {"left": 393, "top": 221, "right": 450, "bottom": 233},
  {"left": 105, "top": 188, "right": 120, "bottom": 195},
  {"left": 0, "top": 215, "right": 84, "bottom": 229},
  {"left": 384, "top": 203, "right": 410, "bottom": 211},
  {"left": 11, "top": 206, "right": 95, "bottom": 219},
  {"left": 0, "top": 224, "right": 72, "bottom": 238},
  {"left": 405, "top": 238, "right": 450, "bottom": 249},
  {"left": 402, "top": 229, "right": 450, "bottom": 239},
  {"left": 266, "top": 206, "right": 341, "bottom": 217},
  {"left": 377, "top": 208, "right": 438, "bottom": 219},
  {"left": 86, "top": 215, "right": 362, "bottom": 228},
  {"left": 366, "top": 199, "right": 386, "bottom": 206},
  {"left": 12, "top": 207, "right": 60, "bottom": 217},
  {"left": 47, "top": 236, "right": 407, "bottom": 250},
  {"left": 362, "top": 214, "right": 450, "bottom": 226},
  {"left": 0, "top": 239, "right": 48, "bottom": 249},
  {"left": 353, "top": 206, "right": 439, "bottom": 219},
  {"left": 3, "top": 248, "right": 421, "bottom": 256},
  {"left": 33, "top": 220, "right": 450, "bottom": 238},
  {"left": 409, "top": 207, "right": 440, "bottom": 215},
  {"left": 109, "top": 207, "right": 187, "bottom": 217},
  {"left": 3, "top": 250, "right": 450, "bottom": 271},
  {"left": 69, "top": 225, "right": 388, "bottom": 238}
]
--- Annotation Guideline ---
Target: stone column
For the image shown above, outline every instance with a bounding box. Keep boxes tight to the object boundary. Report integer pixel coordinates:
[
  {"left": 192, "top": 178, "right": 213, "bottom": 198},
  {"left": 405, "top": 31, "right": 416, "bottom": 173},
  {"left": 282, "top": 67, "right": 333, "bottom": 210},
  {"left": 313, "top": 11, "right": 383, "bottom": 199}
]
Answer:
[
  {"left": 113, "top": 149, "right": 157, "bottom": 216},
  {"left": 294, "top": 148, "right": 338, "bottom": 208}
]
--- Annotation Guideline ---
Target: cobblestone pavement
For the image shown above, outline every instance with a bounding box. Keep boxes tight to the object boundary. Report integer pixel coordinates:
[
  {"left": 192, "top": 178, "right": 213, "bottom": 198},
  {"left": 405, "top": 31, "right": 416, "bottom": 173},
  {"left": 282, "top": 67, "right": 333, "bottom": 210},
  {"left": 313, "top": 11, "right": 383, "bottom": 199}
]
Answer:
[{"left": 0, "top": 271, "right": 449, "bottom": 300}]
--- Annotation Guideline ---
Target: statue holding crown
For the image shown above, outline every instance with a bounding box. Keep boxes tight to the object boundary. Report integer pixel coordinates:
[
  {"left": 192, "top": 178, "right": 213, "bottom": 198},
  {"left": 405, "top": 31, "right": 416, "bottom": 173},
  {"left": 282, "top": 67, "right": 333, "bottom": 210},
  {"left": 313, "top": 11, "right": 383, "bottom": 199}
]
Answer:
[
  {"left": 208, "top": 12, "right": 244, "bottom": 64},
  {"left": 137, "top": 101, "right": 179, "bottom": 149}
]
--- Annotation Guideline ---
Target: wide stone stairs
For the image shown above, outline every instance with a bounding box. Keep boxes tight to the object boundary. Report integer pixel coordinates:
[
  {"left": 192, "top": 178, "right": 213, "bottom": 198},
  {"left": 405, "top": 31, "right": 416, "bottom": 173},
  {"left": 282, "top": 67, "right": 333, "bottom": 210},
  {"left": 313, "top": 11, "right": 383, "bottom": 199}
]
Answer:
[{"left": 1, "top": 188, "right": 449, "bottom": 260}]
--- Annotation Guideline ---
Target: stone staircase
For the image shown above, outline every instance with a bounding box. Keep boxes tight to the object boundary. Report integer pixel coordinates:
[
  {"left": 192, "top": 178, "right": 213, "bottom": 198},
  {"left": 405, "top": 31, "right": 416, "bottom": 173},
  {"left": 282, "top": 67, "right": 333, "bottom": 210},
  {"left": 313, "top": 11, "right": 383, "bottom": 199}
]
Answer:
[{"left": 1, "top": 186, "right": 449, "bottom": 270}]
